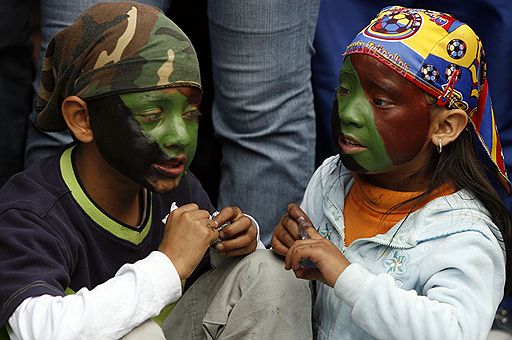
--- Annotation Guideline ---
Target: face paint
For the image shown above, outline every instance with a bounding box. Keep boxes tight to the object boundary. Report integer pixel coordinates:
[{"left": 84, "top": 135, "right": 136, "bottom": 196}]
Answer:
[
  {"left": 334, "top": 58, "right": 393, "bottom": 173},
  {"left": 334, "top": 55, "right": 433, "bottom": 174},
  {"left": 89, "top": 87, "right": 200, "bottom": 193}
]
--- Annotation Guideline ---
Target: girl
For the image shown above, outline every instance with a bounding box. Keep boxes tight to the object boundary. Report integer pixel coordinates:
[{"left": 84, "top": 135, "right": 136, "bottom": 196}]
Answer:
[{"left": 272, "top": 6, "right": 512, "bottom": 339}]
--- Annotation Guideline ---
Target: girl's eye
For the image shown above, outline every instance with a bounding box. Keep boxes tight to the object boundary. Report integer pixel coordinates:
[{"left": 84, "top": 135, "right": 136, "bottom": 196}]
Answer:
[
  {"left": 372, "top": 98, "right": 389, "bottom": 106},
  {"left": 183, "top": 109, "right": 201, "bottom": 121},
  {"left": 337, "top": 86, "right": 351, "bottom": 96}
]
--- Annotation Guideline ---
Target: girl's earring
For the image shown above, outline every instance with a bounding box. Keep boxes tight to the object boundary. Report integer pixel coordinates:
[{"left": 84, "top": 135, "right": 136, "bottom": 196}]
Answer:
[{"left": 437, "top": 139, "right": 443, "bottom": 153}]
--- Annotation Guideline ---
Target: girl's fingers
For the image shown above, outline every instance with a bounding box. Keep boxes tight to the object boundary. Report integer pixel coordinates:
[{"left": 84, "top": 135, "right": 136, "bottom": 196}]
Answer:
[{"left": 271, "top": 235, "right": 289, "bottom": 256}]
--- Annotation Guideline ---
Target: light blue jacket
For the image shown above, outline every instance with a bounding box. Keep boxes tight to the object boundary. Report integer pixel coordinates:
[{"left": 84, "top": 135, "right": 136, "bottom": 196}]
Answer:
[{"left": 302, "top": 156, "right": 506, "bottom": 340}]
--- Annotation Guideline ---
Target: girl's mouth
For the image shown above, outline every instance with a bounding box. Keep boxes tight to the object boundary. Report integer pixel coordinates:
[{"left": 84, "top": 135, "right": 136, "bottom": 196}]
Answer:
[{"left": 338, "top": 136, "right": 367, "bottom": 154}]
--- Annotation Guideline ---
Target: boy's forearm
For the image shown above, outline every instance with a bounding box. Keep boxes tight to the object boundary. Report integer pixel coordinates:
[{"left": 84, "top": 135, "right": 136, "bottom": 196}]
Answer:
[{"left": 8, "top": 251, "right": 181, "bottom": 340}]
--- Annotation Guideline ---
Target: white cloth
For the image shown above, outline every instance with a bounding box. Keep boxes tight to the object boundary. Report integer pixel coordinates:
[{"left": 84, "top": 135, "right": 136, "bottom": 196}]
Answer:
[{"left": 8, "top": 251, "right": 181, "bottom": 340}]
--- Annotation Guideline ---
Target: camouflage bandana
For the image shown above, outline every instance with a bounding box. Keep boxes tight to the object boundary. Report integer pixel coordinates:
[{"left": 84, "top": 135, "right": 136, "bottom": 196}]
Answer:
[{"left": 35, "top": 1, "right": 201, "bottom": 131}]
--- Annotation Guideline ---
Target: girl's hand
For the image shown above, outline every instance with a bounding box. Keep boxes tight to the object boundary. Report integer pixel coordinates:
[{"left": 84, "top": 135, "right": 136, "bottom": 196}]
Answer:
[
  {"left": 285, "top": 227, "right": 351, "bottom": 287},
  {"left": 271, "top": 203, "right": 312, "bottom": 256},
  {"left": 211, "top": 206, "right": 257, "bottom": 256}
]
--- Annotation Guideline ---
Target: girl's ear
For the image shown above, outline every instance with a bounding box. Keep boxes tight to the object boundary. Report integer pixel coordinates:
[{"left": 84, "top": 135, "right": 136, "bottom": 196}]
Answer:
[
  {"left": 431, "top": 107, "right": 468, "bottom": 149},
  {"left": 61, "top": 96, "right": 94, "bottom": 143}
]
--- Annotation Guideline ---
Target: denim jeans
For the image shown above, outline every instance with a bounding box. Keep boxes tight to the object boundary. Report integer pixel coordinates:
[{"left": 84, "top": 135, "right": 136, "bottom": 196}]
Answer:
[
  {"left": 207, "top": 0, "right": 320, "bottom": 245},
  {"left": 0, "top": 1, "right": 33, "bottom": 186},
  {"left": 24, "top": 0, "right": 172, "bottom": 167}
]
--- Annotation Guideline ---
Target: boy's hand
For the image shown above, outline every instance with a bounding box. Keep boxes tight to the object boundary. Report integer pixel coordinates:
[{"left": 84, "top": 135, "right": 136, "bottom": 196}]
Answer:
[
  {"left": 284, "top": 227, "right": 350, "bottom": 288},
  {"left": 158, "top": 203, "right": 219, "bottom": 280},
  {"left": 271, "top": 203, "right": 312, "bottom": 256},
  {"left": 211, "top": 206, "right": 257, "bottom": 256}
]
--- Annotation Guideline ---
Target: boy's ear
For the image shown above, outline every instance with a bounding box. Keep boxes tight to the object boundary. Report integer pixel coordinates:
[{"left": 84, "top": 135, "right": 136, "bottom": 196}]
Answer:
[
  {"left": 61, "top": 96, "right": 94, "bottom": 143},
  {"left": 431, "top": 107, "right": 468, "bottom": 148}
]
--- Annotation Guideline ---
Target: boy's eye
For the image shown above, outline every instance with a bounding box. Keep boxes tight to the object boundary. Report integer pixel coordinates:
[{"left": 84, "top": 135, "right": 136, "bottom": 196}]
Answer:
[
  {"left": 183, "top": 109, "right": 201, "bottom": 121},
  {"left": 136, "top": 109, "right": 163, "bottom": 123}
]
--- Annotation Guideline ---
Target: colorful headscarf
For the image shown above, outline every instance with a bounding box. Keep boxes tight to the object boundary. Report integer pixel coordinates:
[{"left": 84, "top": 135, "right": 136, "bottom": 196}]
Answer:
[
  {"left": 36, "top": 1, "right": 201, "bottom": 132},
  {"left": 345, "top": 5, "right": 510, "bottom": 193}
]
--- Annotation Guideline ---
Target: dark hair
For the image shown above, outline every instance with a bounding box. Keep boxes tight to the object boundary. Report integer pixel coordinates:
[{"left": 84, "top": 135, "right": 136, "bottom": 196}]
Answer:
[{"left": 420, "top": 128, "right": 512, "bottom": 293}]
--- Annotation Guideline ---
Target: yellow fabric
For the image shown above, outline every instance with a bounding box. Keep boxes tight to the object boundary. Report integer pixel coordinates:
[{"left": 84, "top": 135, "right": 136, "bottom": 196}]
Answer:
[{"left": 344, "top": 176, "right": 455, "bottom": 246}]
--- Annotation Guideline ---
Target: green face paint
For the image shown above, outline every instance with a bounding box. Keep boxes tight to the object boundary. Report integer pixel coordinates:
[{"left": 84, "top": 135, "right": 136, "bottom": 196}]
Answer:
[
  {"left": 120, "top": 87, "right": 199, "bottom": 192},
  {"left": 335, "top": 58, "right": 393, "bottom": 173},
  {"left": 88, "top": 87, "right": 200, "bottom": 193},
  {"left": 121, "top": 88, "right": 199, "bottom": 168}
]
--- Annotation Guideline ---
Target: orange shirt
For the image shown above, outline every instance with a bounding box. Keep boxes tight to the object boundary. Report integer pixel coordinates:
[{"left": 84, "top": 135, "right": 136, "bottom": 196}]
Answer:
[{"left": 343, "top": 176, "right": 456, "bottom": 246}]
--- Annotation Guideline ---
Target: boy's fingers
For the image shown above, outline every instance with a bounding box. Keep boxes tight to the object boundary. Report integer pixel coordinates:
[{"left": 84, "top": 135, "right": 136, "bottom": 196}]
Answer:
[
  {"left": 217, "top": 240, "right": 257, "bottom": 256},
  {"left": 175, "top": 203, "right": 199, "bottom": 212},
  {"left": 214, "top": 206, "right": 242, "bottom": 225},
  {"left": 218, "top": 215, "right": 252, "bottom": 238},
  {"left": 216, "top": 231, "right": 251, "bottom": 250}
]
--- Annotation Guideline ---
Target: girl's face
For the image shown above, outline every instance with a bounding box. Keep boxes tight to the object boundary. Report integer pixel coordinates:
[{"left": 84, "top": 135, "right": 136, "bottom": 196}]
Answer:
[
  {"left": 334, "top": 54, "right": 434, "bottom": 180},
  {"left": 92, "top": 87, "right": 200, "bottom": 193}
]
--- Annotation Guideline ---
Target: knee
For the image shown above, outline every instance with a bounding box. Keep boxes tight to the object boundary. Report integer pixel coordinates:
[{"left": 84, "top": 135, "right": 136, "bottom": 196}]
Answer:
[{"left": 237, "top": 250, "right": 311, "bottom": 301}]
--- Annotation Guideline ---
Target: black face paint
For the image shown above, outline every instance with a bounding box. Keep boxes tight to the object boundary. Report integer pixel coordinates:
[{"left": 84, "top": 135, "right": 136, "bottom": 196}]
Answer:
[{"left": 87, "top": 95, "right": 170, "bottom": 190}]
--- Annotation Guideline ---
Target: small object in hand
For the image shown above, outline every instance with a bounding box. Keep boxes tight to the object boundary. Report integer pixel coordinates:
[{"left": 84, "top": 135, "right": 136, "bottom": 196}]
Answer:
[
  {"left": 210, "top": 238, "right": 222, "bottom": 247},
  {"left": 297, "top": 215, "right": 311, "bottom": 240},
  {"left": 296, "top": 215, "right": 316, "bottom": 268},
  {"left": 211, "top": 211, "right": 230, "bottom": 231},
  {"left": 210, "top": 211, "right": 230, "bottom": 249},
  {"left": 161, "top": 201, "right": 179, "bottom": 224}
]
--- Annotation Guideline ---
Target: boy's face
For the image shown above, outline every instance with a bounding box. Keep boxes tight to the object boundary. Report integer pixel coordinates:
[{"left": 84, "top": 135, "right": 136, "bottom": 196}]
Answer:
[
  {"left": 91, "top": 87, "right": 200, "bottom": 193},
  {"left": 333, "top": 54, "right": 434, "bottom": 175}
]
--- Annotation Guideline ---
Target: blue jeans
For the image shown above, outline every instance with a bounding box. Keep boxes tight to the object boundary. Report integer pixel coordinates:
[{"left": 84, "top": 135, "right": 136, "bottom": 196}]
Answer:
[
  {"left": 208, "top": 0, "right": 320, "bottom": 245},
  {"left": 0, "top": 1, "right": 33, "bottom": 186},
  {"left": 24, "top": 0, "right": 172, "bottom": 167}
]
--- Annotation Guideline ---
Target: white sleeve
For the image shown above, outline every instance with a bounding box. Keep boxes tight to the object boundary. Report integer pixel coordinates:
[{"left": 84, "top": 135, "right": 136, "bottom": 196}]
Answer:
[
  {"left": 247, "top": 213, "right": 267, "bottom": 250},
  {"left": 8, "top": 251, "right": 182, "bottom": 340},
  {"left": 333, "top": 232, "right": 505, "bottom": 340}
]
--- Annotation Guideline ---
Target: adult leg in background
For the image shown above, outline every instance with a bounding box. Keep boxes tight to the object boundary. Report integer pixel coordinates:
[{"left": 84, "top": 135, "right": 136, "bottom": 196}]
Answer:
[{"left": 207, "top": 0, "right": 320, "bottom": 245}]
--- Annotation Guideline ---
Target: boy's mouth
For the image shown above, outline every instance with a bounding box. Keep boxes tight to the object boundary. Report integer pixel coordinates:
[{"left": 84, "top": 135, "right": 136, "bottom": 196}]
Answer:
[
  {"left": 152, "top": 156, "right": 187, "bottom": 177},
  {"left": 338, "top": 135, "right": 367, "bottom": 154}
]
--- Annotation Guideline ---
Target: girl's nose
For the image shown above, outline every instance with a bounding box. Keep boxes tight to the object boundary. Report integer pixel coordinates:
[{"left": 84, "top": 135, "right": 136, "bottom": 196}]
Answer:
[{"left": 338, "top": 95, "right": 366, "bottom": 129}]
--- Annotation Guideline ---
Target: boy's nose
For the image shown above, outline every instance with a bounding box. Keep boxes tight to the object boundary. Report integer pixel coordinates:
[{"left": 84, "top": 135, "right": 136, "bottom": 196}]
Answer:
[{"left": 161, "top": 117, "right": 191, "bottom": 149}]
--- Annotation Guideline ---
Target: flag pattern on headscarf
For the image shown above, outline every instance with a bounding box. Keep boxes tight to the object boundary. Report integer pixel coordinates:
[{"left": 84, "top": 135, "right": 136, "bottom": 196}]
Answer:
[{"left": 345, "top": 5, "right": 510, "bottom": 193}]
